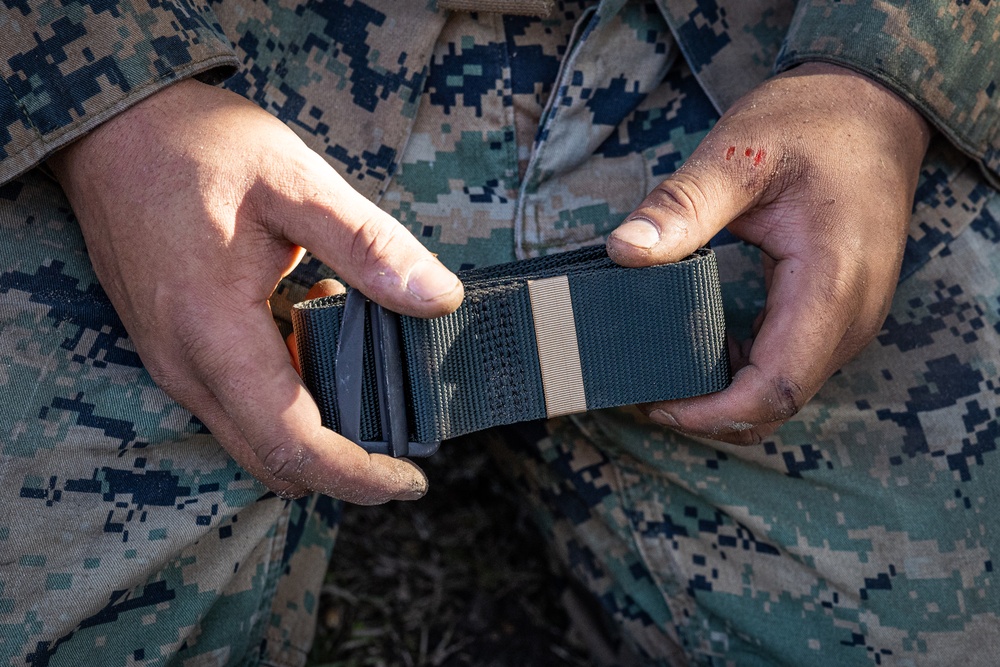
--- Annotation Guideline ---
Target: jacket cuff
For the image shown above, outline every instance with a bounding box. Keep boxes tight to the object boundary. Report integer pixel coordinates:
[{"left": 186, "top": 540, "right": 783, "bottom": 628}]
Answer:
[
  {"left": 776, "top": 1, "right": 1000, "bottom": 185},
  {"left": 0, "top": 0, "right": 239, "bottom": 185}
]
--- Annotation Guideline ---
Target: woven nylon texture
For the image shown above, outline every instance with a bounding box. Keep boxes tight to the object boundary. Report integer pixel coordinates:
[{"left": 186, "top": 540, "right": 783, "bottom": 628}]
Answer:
[
  {"left": 291, "top": 300, "right": 387, "bottom": 440},
  {"left": 573, "top": 259, "right": 729, "bottom": 407},
  {"left": 291, "top": 245, "right": 730, "bottom": 446}
]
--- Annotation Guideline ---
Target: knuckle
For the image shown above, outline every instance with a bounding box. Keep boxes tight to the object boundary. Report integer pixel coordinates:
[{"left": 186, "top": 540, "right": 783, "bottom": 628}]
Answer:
[
  {"left": 700, "top": 417, "right": 763, "bottom": 446},
  {"left": 770, "top": 376, "right": 806, "bottom": 420},
  {"left": 134, "top": 326, "right": 212, "bottom": 402},
  {"left": 758, "top": 142, "right": 800, "bottom": 194},
  {"left": 174, "top": 324, "right": 214, "bottom": 369},
  {"left": 718, "top": 132, "right": 798, "bottom": 201},
  {"left": 645, "top": 174, "right": 710, "bottom": 223},
  {"left": 139, "top": 350, "right": 175, "bottom": 390},
  {"left": 144, "top": 363, "right": 190, "bottom": 403},
  {"left": 256, "top": 151, "right": 340, "bottom": 237},
  {"left": 259, "top": 438, "right": 309, "bottom": 482},
  {"left": 350, "top": 214, "right": 403, "bottom": 271},
  {"left": 246, "top": 173, "right": 284, "bottom": 226},
  {"left": 170, "top": 309, "right": 254, "bottom": 388},
  {"left": 819, "top": 274, "right": 868, "bottom": 331},
  {"left": 727, "top": 422, "right": 783, "bottom": 447}
]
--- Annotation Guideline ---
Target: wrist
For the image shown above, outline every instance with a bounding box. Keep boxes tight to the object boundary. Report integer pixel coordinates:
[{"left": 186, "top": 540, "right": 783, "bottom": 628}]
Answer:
[
  {"left": 775, "top": 61, "right": 931, "bottom": 165},
  {"left": 48, "top": 78, "right": 210, "bottom": 190}
]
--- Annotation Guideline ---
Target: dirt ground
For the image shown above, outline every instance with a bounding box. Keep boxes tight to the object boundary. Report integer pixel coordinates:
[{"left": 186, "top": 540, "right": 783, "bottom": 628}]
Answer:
[{"left": 305, "top": 438, "right": 594, "bottom": 667}]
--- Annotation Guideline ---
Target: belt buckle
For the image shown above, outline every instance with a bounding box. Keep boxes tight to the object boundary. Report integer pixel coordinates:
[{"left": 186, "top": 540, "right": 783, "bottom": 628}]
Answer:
[{"left": 335, "top": 289, "right": 440, "bottom": 458}]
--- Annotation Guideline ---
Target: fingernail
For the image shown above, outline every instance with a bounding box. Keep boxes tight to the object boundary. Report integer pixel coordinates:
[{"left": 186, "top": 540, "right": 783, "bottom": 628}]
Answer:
[
  {"left": 406, "top": 259, "right": 460, "bottom": 301},
  {"left": 395, "top": 486, "right": 427, "bottom": 502},
  {"left": 391, "top": 459, "right": 428, "bottom": 501},
  {"left": 611, "top": 218, "right": 660, "bottom": 249},
  {"left": 650, "top": 409, "right": 678, "bottom": 427}
]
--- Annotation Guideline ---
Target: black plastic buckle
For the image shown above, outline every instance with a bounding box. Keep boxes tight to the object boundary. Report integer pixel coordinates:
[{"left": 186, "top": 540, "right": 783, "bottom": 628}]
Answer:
[{"left": 334, "top": 289, "right": 440, "bottom": 458}]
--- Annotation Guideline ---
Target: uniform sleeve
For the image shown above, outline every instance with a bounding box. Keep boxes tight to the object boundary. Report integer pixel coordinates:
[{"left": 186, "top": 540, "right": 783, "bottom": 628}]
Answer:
[
  {"left": 776, "top": 1, "right": 1000, "bottom": 185},
  {"left": 0, "top": 0, "right": 239, "bottom": 184}
]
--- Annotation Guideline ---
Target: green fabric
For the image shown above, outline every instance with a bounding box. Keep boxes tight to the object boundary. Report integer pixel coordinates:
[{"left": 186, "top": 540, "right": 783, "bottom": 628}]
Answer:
[
  {"left": 0, "top": 0, "right": 239, "bottom": 185},
  {"left": 292, "top": 245, "right": 729, "bottom": 448},
  {"left": 776, "top": 0, "right": 1000, "bottom": 186}
]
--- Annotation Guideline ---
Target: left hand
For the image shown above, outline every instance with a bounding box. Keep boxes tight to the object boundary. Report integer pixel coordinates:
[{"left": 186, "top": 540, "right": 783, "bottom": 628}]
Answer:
[{"left": 607, "top": 63, "right": 931, "bottom": 444}]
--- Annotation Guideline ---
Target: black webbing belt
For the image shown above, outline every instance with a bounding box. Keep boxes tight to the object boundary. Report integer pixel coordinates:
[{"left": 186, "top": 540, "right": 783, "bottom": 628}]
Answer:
[{"left": 291, "top": 245, "right": 729, "bottom": 457}]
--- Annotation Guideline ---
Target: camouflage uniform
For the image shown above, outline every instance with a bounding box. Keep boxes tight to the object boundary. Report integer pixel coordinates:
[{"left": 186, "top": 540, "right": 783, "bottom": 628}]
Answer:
[{"left": 2, "top": 0, "right": 1000, "bottom": 665}]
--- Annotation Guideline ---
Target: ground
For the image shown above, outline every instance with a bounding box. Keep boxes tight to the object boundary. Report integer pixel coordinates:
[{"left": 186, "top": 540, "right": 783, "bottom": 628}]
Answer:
[{"left": 306, "top": 436, "right": 594, "bottom": 667}]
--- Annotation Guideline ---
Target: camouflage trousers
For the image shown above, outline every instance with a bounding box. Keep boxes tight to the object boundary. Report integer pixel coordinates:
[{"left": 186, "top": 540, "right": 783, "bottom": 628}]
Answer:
[
  {"left": 383, "top": 6, "right": 1000, "bottom": 666},
  {"left": 0, "top": 169, "right": 343, "bottom": 666},
  {"left": 0, "top": 7, "right": 595, "bottom": 665},
  {"left": 492, "top": 215, "right": 1000, "bottom": 665},
  {"left": 3, "top": 4, "right": 1000, "bottom": 667}
]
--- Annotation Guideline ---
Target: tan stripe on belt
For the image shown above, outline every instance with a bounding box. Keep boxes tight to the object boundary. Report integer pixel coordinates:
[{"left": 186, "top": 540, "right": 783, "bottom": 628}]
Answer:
[{"left": 527, "top": 276, "right": 588, "bottom": 418}]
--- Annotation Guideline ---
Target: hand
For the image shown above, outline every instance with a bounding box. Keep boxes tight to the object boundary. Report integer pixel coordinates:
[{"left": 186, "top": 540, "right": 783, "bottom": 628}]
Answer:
[
  {"left": 608, "top": 63, "right": 930, "bottom": 444},
  {"left": 49, "top": 79, "right": 464, "bottom": 503}
]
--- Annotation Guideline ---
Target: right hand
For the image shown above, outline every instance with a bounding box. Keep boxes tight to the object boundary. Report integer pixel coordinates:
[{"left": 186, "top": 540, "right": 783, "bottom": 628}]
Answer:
[
  {"left": 607, "top": 63, "right": 929, "bottom": 444},
  {"left": 48, "top": 78, "right": 464, "bottom": 504}
]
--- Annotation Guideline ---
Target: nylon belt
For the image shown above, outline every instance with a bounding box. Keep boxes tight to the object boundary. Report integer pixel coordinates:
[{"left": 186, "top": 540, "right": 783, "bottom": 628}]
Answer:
[{"left": 291, "top": 245, "right": 729, "bottom": 457}]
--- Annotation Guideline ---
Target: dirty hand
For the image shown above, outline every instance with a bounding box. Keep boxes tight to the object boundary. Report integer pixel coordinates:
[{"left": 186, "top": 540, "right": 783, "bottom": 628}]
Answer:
[
  {"left": 608, "top": 63, "right": 930, "bottom": 444},
  {"left": 49, "top": 78, "right": 464, "bottom": 502}
]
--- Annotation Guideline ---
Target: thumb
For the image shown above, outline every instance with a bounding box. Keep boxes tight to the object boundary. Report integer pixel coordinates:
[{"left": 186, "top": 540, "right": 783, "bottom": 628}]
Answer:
[
  {"left": 608, "top": 144, "right": 770, "bottom": 267},
  {"left": 275, "top": 155, "right": 464, "bottom": 318}
]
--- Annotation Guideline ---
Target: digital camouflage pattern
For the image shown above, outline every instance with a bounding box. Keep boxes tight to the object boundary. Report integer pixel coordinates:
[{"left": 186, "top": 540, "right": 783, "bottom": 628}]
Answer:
[
  {"left": 4, "top": 0, "right": 1000, "bottom": 193},
  {"left": 493, "top": 141, "right": 1000, "bottom": 666},
  {"left": 777, "top": 0, "right": 1000, "bottom": 187},
  {"left": 0, "top": 172, "right": 341, "bottom": 666},
  {"left": 209, "top": 0, "right": 445, "bottom": 202},
  {"left": 0, "top": 0, "right": 238, "bottom": 183},
  {"left": 2, "top": 0, "right": 1000, "bottom": 665}
]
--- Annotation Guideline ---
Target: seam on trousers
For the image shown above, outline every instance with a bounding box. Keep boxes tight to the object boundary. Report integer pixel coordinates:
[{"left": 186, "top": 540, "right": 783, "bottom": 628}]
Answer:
[
  {"left": 248, "top": 497, "right": 296, "bottom": 667},
  {"left": 605, "top": 443, "right": 693, "bottom": 666},
  {"left": 259, "top": 494, "right": 329, "bottom": 667},
  {"left": 493, "top": 11, "right": 522, "bottom": 213},
  {"left": 569, "top": 410, "right": 691, "bottom": 665}
]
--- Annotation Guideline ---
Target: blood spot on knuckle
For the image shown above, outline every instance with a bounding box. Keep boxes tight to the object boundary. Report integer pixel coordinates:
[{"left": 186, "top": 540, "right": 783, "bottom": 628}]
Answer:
[{"left": 721, "top": 137, "right": 798, "bottom": 200}]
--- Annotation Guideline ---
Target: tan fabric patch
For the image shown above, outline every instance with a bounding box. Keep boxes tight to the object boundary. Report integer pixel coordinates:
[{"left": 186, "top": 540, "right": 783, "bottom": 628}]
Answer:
[{"left": 527, "top": 276, "right": 587, "bottom": 417}]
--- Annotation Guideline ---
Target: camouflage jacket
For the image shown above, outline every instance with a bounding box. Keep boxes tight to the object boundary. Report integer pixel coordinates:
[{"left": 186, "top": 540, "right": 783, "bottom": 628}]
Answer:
[{"left": 1, "top": 0, "right": 999, "bottom": 199}]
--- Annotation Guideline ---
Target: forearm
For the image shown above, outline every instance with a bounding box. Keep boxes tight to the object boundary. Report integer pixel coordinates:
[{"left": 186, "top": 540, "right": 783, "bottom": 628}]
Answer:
[{"left": 777, "top": 0, "right": 1000, "bottom": 186}]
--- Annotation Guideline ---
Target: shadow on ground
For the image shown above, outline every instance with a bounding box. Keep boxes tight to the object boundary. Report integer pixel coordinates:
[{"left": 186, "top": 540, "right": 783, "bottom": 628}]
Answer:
[{"left": 307, "top": 436, "right": 594, "bottom": 667}]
